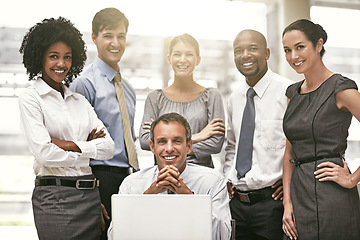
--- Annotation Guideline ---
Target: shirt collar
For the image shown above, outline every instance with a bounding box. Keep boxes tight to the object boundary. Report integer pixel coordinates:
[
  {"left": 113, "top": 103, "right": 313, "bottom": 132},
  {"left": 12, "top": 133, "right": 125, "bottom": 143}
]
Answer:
[
  {"left": 95, "top": 57, "right": 120, "bottom": 82},
  {"left": 247, "top": 68, "right": 273, "bottom": 99},
  {"left": 34, "top": 77, "right": 52, "bottom": 95},
  {"left": 63, "top": 85, "right": 78, "bottom": 100},
  {"left": 34, "top": 77, "right": 78, "bottom": 100}
]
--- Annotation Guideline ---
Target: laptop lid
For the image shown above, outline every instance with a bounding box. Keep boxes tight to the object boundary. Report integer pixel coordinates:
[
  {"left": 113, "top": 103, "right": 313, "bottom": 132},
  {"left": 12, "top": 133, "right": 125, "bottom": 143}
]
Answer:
[{"left": 111, "top": 194, "right": 212, "bottom": 240}]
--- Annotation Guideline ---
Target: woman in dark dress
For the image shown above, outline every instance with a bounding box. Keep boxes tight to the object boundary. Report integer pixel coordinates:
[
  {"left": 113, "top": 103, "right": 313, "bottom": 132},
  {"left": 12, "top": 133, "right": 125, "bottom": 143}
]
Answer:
[{"left": 281, "top": 19, "right": 360, "bottom": 240}]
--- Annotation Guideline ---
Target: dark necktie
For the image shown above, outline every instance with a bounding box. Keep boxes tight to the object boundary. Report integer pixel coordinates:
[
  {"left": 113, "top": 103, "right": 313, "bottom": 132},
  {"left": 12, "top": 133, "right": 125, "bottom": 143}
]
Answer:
[
  {"left": 235, "top": 88, "right": 256, "bottom": 178},
  {"left": 114, "top": 73, "right": 139, "bottom": 170}
]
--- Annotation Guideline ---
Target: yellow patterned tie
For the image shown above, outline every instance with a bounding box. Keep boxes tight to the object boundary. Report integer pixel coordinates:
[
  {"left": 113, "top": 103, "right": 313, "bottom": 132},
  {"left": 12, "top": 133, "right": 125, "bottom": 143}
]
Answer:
[{"left": 114, "top": 73, "right": 138, "bottom": 170}]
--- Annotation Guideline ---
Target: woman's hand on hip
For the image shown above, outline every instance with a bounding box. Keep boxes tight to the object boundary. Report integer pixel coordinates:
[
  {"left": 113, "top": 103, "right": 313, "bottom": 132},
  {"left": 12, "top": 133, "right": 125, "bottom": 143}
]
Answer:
[{"left": 315, "top": 160, "right": 358, "bottom": 188}]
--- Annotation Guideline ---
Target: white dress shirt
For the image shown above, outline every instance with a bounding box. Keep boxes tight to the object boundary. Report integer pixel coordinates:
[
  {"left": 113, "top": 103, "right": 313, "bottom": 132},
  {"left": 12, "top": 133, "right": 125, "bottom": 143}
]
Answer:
[
  {"left": 224, "top": 69, "right": 292, "bottom": 191},
  {"left": 18, "top": 78, "right": 115, "bottom": 176},
  {"left": 108, "top": 163, "right": 232, "bottom": 240}
]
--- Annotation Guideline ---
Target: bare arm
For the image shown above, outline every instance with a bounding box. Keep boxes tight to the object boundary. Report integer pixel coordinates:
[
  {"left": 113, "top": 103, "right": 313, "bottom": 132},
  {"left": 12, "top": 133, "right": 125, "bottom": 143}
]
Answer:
[
  {"left": 313, "top": 88, "right": 360, "bottom": 188},
  {"left": 282, "top": 139, "right": 298, "bottom": 240},
  {"left": 51, "top": 138, "right": 81, "bottom": 152}
]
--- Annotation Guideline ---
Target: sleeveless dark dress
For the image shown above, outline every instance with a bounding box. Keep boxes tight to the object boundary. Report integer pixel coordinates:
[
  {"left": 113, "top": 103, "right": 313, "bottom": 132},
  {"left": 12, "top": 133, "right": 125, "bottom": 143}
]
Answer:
[{"left": 283, "top": 74, "right": 360, "bottom": 240}]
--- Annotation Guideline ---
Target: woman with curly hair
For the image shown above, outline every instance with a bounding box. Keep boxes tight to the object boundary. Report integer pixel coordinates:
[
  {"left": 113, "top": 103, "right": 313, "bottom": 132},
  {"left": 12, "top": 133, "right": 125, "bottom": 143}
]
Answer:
[{"left": 18, "top": 17, "right": 115, "bottom": 239}]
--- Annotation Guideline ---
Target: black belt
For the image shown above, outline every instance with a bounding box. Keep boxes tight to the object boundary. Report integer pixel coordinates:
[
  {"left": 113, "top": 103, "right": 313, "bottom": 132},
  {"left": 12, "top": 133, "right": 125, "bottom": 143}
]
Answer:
[
  {"left": 292, "top": 153, "right": 341, "bottom": 166},
  {"left": 92, "top": 165, "right": 131, "bottom": 174},
  {"left": 35, "top": 178, "right": 99, "bottom": 189},
  {"left": 234, "top": 186, "right": 274, "bottom": 204}
]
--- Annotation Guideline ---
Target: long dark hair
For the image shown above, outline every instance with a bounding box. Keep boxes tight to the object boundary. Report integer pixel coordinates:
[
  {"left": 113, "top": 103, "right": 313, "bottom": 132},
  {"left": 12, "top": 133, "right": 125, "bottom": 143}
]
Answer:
[{"left": 283, "top": 19, "right": 328, "bottom": 57}]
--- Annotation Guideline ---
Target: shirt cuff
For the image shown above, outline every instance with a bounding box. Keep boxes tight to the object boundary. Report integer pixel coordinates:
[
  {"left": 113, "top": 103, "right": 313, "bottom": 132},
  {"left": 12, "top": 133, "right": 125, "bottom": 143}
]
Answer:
[{"left": 73, "top": 140, "right": 97, "bottom": 159}]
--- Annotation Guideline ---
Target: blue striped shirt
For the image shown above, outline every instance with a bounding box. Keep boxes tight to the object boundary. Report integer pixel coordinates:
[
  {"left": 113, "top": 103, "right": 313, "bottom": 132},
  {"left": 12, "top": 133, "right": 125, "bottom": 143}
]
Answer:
[{"left": 70, "top": 57, "right": 136, "bottom": 168}]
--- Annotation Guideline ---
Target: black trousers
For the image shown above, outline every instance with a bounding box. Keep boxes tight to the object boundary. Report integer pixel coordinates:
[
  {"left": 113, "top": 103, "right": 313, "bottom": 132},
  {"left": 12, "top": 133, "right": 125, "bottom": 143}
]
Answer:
[
  {"left": 230, "top": 195, "right": 284, "bottom": 240},
  {"left": 92, "top": 166, "right": 129, "bottom": 240}
]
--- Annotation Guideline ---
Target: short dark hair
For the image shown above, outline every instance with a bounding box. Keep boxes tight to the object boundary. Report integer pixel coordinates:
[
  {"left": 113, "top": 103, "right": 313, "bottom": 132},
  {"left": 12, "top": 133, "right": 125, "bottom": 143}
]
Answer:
[
  {"left": 92, "top": 8, "right": 129, "bottom": 36},
  {"left": 234, "top": 29, "right": 268, "bottom": 50},
  {"left": 282, "top": 19, "right": 327, "bottom": 57},
  {"left": 150, "top": 113, "right": 192, "bottom": 143},
  {"left": 169, "top": 33, "right": 200, "bottom": 56},
  {"left": 19, "top": 17, "right": 86, "bottom": 86}
]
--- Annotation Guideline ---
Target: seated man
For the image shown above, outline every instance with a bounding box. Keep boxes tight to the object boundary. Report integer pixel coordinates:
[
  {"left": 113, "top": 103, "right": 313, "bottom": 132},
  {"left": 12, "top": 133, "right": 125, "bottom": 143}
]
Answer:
[{"left": 108, "top": 112, "right": 231, "bottom": 240}]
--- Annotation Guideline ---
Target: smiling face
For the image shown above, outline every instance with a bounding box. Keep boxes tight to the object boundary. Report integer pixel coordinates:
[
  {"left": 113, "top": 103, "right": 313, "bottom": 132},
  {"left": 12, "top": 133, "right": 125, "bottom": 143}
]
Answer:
[
  {"left": 150, "top": 121, "right": 192, "bottom": 173},
  {"left": 92, "top": 22, "right": 126, "bottom": 71},
  {"left": 233, "top": 30, "right": 269, "bottom": 87},
  {"left": 167, "top": 41, "right": 201, "bottom": 79},
  {"left": 282, "top": 30, "right": 323, "bottom": 75},
  {"left": 42, "top": 41, "right": 72, "bottom": 90}
]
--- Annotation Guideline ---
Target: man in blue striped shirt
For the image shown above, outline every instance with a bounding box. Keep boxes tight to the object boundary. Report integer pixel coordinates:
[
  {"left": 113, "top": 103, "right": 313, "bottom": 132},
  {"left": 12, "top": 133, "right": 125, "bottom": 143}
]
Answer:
[{"left": 70, "top": 7, "right": 137, "bottom": 239}]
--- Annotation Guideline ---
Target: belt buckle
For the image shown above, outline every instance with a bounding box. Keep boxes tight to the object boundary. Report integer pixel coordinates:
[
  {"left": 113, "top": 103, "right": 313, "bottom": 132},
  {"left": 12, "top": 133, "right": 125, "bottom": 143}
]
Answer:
[
  {"left": 238, "top": 192, "right": 251, "bottom": 203},
  {"left": 76, "top": 179, "right": 98, "bottom": 189}
]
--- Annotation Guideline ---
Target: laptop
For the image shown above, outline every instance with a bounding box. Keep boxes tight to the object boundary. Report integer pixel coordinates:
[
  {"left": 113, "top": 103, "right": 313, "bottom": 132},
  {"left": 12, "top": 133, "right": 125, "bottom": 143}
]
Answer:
[{"left": 111, "top": 194, "right": 212, "bottom": 240}]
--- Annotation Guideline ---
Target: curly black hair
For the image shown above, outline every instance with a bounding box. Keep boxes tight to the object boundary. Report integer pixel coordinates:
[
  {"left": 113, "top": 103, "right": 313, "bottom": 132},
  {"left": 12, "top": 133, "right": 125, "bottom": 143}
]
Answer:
[{"left": 19, "top": 17, "right": 87, "bottom": 86}]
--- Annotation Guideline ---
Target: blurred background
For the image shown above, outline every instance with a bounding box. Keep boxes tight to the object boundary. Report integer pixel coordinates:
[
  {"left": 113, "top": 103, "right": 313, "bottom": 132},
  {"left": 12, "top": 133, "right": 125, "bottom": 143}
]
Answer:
[{"left": 0, "top": 0, "right": 360, "bottom": 238}]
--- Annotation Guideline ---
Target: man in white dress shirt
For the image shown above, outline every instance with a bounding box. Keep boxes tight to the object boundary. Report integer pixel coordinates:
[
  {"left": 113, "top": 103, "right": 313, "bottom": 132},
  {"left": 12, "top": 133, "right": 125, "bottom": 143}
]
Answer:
[
  {"left": 224, "top": 29, "right": 292, "bottom": 239},
  {"left": 108, "top": 113, "right": 231, "bottom": 240}
]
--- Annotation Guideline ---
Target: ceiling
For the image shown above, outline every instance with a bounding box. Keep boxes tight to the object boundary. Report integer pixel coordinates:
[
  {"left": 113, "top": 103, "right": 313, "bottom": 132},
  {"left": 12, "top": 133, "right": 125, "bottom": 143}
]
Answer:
[
  {"left": 314, "top": 0, "right": 360, "bottom": 9},
  {"left": 232, "top": 0, "right": 360, "bottom": 9}
]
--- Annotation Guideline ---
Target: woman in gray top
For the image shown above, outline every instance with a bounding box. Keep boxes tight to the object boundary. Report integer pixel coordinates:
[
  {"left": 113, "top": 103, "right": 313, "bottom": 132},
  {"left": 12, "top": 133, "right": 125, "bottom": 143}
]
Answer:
[{"left": 139, "top": 33, "right": 225, "bottom": 168}]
